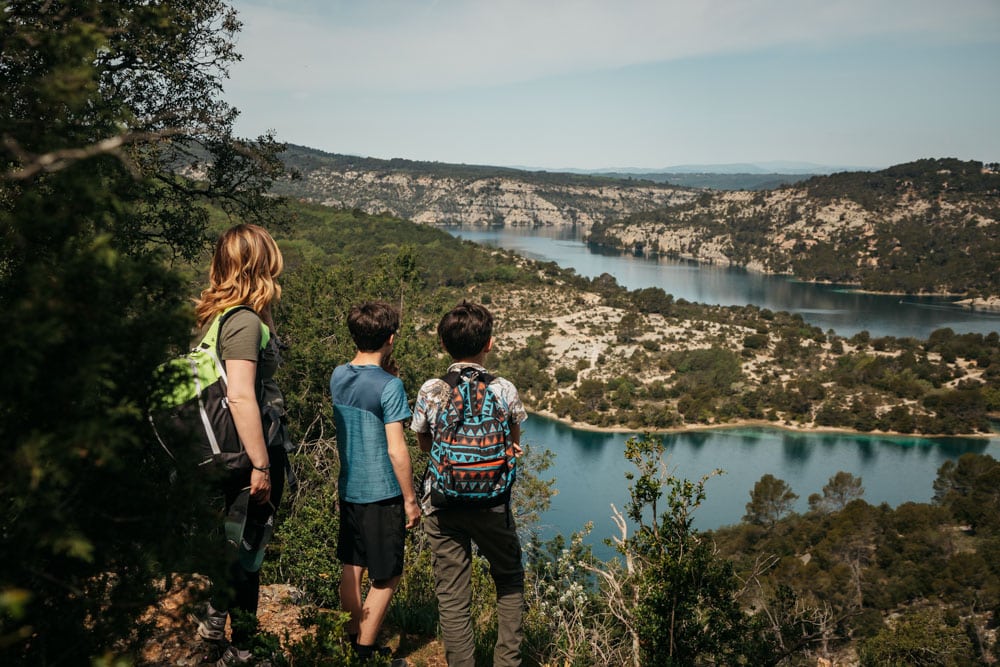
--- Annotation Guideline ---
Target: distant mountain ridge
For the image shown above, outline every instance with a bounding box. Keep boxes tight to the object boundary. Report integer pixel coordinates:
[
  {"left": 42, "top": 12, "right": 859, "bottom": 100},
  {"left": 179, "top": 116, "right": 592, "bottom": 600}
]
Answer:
[
  {"left": 273, "top": 144, "right": 701, "bottom": 227},
  {"left": 515, "top": 161, "right": 871, "bottom": 190},
  {"left": 269, "top": 146, "right": 999, "bottom": 295},
  {"left": 554, "top": 160, "right": 865, "bottom": 175}
]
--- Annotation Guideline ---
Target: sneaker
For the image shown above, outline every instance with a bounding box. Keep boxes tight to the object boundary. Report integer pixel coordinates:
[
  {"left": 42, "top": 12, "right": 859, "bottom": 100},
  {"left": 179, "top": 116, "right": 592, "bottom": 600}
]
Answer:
[
  {"left": 190, "top": 603, "right": 228, "bottom": 642},
  {"left": 354, "top": 644, "right": 394, "bottom": 663},
  {"left": 213, "top": 645, "right": 252, "bottom": 666}
]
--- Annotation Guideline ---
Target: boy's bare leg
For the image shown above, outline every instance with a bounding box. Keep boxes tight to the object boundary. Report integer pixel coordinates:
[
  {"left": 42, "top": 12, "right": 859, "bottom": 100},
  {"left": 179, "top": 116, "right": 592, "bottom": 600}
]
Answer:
[
  {"left": 358, "top": 576, "right": 401, "bottom": 646},
  {"left": 340, "top": 564, "right": 364, "bottom": 637}
]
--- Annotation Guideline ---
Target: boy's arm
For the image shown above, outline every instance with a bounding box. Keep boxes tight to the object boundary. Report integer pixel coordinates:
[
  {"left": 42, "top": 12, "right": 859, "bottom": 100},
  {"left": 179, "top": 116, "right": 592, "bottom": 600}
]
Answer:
[
  {"left": 386, "top": 421, "right": 421, "bottom": 528},
  {"left": 509, "top": 421, "right": 523, "bottom": 457},
  {"left": 411, "top": 382, "right": 434, "bottom": 452}
]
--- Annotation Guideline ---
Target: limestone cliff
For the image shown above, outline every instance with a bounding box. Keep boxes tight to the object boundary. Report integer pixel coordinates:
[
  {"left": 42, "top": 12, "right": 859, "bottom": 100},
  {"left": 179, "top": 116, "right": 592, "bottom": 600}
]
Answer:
[
  {"left": 587, "top": 159, "right": 1000, "bottom": 295},
  {"left": 273, "top": 144, "right": 699, "bottom": 227}
]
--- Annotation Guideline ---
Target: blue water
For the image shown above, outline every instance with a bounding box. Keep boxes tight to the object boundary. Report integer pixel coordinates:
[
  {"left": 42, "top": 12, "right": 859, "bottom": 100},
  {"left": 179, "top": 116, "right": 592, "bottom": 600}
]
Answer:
[
  {"left": 447, "top": 225, "right": 1000, "bottom": 339},
  {"left": 522, "top": 413, "right": 1000, "bottom": 560},
  {"left": 444, "top": 225, "right": 1000, "bottom": 559}
]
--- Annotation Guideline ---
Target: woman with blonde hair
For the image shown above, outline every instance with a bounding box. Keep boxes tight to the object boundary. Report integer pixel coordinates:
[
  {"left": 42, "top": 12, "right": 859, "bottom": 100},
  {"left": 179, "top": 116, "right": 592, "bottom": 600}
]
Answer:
[{"left": 189, "top": 223, "right": 290, "bottom": 666}]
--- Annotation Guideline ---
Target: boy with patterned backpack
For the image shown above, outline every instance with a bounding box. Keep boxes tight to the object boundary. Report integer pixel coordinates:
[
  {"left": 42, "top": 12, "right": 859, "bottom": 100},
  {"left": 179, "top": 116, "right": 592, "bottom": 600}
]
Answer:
[{"left": 411, "top": 300, "right": 527, "bottom": 667}]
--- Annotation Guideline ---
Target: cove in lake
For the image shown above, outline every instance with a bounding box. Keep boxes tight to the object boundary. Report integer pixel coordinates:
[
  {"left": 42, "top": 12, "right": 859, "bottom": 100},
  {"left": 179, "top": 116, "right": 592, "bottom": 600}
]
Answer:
[
  {"left": 524, "top": 413, "right": 1000, "bottom": 561},
  {"left": 447, "top": 225, "right": 1000, "bottom": 340}
]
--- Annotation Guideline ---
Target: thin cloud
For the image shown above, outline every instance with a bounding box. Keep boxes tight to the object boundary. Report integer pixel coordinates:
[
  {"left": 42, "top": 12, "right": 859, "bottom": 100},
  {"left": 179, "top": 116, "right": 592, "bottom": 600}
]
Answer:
[{"left": 229, "top": 0, "right": 999, "bottom": 94}]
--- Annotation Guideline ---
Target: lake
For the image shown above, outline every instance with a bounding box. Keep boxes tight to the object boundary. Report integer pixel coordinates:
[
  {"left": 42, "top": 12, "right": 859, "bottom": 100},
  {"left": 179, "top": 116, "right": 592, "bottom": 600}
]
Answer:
[
  {"left": 443, "top": 224, "right": 1000, "bottom": 559},
  {"left": 447, "top": 225, "right": 1000, "bottom": 340},
  {"left": 523, "top": 413, "right": 1000, "bottom": 560}
]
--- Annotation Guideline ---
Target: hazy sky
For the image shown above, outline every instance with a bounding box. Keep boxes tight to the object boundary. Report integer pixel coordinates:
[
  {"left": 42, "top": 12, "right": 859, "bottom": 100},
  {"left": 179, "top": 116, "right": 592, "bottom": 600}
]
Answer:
[{"left": 225, "top": 0, "right": 1000, "bottom": 170}]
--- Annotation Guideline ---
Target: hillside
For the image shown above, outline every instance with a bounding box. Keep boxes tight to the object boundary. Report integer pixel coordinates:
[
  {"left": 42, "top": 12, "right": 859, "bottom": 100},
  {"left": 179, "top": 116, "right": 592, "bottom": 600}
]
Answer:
[
  {"left": 266, "top": 201, "right": 1000, "bottom": 440},
  {"left": 270, "top": 148, "right": 1000, "bottom": 297},
  {"left": 589, "top": 158, "right": 1000, "bottom": 297},
  {"left": 271, "top": 144, "right": 699, "bottom": 226}
]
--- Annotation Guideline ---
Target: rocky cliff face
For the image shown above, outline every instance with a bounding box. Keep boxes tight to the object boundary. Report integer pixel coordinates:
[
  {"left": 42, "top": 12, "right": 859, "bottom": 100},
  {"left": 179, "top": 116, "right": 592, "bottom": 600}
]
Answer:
[
  {"left": 276, "top": 165, "right": 699, "bottom": 227},
  {"left": 586, "top": 160, "right": 1000, "bottom": 295},
  {"left": 591, "top": 188, "right": 882, "bottom": 271}
]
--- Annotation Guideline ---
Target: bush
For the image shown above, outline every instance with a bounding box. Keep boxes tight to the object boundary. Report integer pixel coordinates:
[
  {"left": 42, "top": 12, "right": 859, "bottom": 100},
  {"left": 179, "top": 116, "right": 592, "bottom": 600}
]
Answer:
[{"left": 554, "top": 366, "right": 578, "bottom": 384}]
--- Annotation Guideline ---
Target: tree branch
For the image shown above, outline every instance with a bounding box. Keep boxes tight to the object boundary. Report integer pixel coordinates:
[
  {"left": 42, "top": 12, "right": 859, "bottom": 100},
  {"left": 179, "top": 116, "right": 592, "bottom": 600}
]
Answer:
[{"left": 2, "top": 129, "right": 186, "bottom": 180}]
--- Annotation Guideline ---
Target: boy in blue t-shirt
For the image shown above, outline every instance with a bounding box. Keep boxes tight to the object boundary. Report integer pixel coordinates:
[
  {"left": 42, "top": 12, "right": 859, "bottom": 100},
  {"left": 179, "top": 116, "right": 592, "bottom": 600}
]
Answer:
[{"left": 330, "top": 301, "right": 419, "bottom": 662}]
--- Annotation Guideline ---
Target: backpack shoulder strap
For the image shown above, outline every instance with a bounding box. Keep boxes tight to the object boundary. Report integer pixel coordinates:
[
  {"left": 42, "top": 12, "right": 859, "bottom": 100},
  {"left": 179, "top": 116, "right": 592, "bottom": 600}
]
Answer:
[
  {"left": 443, "top": 367, "right": 496, "bottom": 386},
  {"left": 441, "top": 369, "right": 463, "bottom": 387},
  {"left": 203, "top": 306, "right": 270, "bottom": 358}
]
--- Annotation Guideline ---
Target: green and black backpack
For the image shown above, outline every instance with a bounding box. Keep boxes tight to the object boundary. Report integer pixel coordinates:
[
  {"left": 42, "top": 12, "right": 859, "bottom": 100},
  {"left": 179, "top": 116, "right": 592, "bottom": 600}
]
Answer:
[{"left": 148, "top": 305, "right": 269, "bottom": 471}]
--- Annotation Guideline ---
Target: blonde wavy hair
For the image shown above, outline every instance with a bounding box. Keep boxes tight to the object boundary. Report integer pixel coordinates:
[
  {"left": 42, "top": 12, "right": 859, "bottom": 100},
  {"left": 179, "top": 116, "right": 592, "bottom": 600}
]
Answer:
[{"left": 194, "top": 224, "right": 283, "bottom": 328}]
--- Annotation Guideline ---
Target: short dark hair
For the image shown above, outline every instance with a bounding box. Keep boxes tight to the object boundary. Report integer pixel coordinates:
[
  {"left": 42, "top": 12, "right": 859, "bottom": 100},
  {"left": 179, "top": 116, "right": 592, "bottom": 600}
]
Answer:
[
  {"left": 347, "top": 301, "right": 399, "bottom": 352},
  {"left": 438, "top": 300, "right": 493, "bottom": 360}
]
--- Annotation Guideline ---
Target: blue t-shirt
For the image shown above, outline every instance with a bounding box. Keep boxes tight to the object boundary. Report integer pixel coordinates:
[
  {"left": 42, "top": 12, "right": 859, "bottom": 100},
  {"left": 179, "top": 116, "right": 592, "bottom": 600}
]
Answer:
[{"left": 330, "top": 364, "right": 411, "bottom": 503}]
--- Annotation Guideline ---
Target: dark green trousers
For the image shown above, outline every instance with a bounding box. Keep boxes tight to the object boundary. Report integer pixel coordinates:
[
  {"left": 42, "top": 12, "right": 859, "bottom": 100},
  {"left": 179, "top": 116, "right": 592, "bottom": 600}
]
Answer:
[{"left": 424, "top": 506, "right": 524, "bottom": 666}]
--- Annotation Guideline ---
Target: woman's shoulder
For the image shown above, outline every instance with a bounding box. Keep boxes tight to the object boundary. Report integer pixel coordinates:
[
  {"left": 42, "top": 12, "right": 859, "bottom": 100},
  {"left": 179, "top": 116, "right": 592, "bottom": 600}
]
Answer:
[
  {"left": 218, "top": 307, "right": 266, "bottom": 358},
  {"left": 225, "top": 306, "right": 262, "bottom": 327}
]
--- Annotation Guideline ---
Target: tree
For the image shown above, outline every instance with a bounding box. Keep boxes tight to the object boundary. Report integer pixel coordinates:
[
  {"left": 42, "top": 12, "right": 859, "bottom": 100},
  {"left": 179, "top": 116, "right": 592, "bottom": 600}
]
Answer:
[
  {"left": 808, "top": 471, "right": 865, "bottom": 514},
  {"left": 858, "top": 608, "right": 975, "bottom": 667},
  {"left": 933, "top": 453, "right": 1000, "bottom": 534},
  {"left": 576, "top": 378, "right": 607, "bottom": 412},
  {"left": 598, "top": 434, "right": 775, "bottom": 665},
  {"left": 617, "top": 311, "right": 643, "bottom": 343},
  {"left": 1, "top": 2, "right": 284, "bottom": 662},
  {"left": 744, "top": 474, "right": 799, "bottom": 527}
]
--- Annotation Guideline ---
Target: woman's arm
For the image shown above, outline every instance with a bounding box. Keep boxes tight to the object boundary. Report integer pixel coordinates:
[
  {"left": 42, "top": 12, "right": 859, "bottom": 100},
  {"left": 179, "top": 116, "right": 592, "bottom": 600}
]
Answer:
[{"left": 226, "top": 358, "right": 271, "bottom": 503}]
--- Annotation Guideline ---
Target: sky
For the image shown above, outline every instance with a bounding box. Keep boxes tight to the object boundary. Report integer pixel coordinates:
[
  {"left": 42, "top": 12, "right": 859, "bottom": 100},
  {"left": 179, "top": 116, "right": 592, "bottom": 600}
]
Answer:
[{"left": 224, "top": 0, "right": 1000, "bottom": 171}]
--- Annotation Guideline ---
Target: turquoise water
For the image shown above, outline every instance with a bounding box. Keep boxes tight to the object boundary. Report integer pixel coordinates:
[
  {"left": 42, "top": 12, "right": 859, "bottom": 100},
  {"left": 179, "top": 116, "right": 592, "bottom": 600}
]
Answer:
[
  {"left": 524, "top": 413, "right": 1000, "bottom": 559},
  {"left": 443, "top": 224, "right": 1000, "bottom": 558}
]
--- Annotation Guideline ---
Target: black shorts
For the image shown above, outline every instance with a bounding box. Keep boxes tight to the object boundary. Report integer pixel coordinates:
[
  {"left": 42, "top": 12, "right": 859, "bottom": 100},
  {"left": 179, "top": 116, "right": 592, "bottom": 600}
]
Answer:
[{"left": 337, "top": 495, "right": 406, "bottom": 581}]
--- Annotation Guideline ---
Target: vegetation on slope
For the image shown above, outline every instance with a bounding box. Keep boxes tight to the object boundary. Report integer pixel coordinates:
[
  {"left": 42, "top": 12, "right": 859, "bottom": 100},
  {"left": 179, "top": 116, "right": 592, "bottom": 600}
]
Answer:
[
  {"left": 487, "top": 278, "right": 1000, "bottom": 437},
  {"left": 4, "top": 3, "right": 998, "bottom": 665},
  {"left": 590, "top": 159, "right": 1000, "bottom": 296},
  {"left": 1, "top": 2, "right": 285, "bottom": 663},
  {"left": 278, "top": 143, "right": 651, "bottom": 188}
]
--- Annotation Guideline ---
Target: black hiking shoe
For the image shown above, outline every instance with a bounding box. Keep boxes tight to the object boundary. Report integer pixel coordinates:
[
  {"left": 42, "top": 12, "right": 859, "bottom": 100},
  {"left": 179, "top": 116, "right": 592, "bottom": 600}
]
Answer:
[
  {"left": 210, "top": 645, "right": 252, "bottom": 666},
  {"left": 355, "top": 643, "right": 399, "bottom": 664}
]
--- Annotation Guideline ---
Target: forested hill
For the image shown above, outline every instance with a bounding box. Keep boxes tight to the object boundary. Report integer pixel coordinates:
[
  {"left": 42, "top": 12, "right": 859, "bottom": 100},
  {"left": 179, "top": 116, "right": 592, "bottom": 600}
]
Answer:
[
  {"left": 589, "top": 158, "right": 1000, "bottom": 297},
  {"left": 269, "top": 143, "right": 700, "bottom": 226}
]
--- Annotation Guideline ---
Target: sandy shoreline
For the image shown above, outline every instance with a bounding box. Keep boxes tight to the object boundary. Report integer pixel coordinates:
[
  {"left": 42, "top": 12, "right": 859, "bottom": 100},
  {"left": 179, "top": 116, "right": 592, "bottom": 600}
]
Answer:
[{"left": 528, "top": 409, "right": 999, "bottom": 441}]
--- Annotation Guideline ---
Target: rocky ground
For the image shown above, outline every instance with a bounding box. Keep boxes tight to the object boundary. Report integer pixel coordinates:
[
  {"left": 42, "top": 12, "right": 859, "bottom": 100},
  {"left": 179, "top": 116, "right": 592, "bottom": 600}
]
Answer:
[{"left": 138, "top": 579, "right": 446, "bottom": 666}]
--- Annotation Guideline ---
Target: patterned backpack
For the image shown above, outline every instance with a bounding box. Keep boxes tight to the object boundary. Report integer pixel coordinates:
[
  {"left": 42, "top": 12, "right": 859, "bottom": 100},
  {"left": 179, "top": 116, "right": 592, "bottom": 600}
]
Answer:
[{"left": 425, "top": 367, "right": 516, "bottom": 508}]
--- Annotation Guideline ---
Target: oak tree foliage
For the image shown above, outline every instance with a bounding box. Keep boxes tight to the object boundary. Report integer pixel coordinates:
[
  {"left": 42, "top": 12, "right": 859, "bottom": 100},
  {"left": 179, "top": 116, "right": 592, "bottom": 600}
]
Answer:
[{"left": 1, "top": 1, "right": 285, "bottom": 662}]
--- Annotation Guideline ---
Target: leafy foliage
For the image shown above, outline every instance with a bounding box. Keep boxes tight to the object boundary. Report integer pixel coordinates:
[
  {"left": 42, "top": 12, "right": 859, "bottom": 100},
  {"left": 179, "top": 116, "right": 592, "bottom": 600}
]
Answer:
[
  {"left": 858, "top": 608, "right": 976, "bottom": 667},
  {"left": 1, "top": 1, "right": 286, "bottom": 662},
  {"left": 713, "top": 455, "right": 1000, "bottom": 664},
  {"left": 933, "top": 453, "right": 1000, "bottom": 534},
  {"left": 745, "top": 474, "right": 799, "bottom": 527},
  {"left": 619, "top": 434, "right": 774, "bottom": 665}
]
